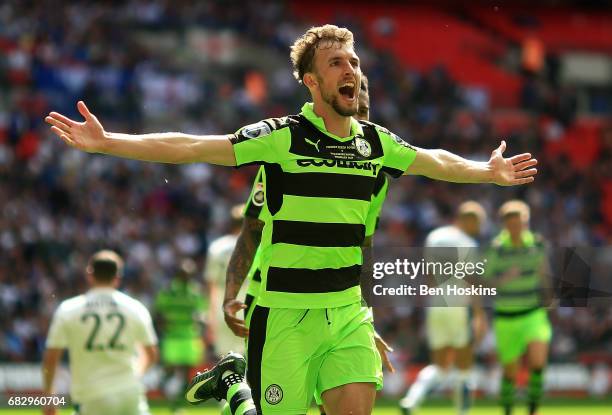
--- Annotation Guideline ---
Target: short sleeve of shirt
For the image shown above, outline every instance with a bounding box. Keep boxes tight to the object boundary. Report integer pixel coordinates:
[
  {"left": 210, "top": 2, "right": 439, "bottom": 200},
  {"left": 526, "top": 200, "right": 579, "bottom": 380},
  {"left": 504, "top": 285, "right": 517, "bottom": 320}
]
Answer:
[
  {"left": 46, "top": 306, "right": 68, "bottom": 349},
  {"left": 230, "top": 120, "right": 285, "bottom": 167},
  {"left": 377, "top": 126, "right": 418, "bottom": 178},
  {"left": 244, "top": 167, "right": 266, "bottom": 220},
  {"left": 365, "top": 175, "right": 389, "bottom": 237},
  {"left": 133, "top": 302, "right": 158, "bottom": 346}
]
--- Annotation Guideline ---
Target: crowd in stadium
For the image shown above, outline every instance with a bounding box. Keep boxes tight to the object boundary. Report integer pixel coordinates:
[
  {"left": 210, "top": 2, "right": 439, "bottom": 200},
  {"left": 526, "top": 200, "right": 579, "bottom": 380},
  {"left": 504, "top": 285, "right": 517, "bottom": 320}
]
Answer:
[{"left": 1, "top": 0, "right": 611, "bottom": 378}]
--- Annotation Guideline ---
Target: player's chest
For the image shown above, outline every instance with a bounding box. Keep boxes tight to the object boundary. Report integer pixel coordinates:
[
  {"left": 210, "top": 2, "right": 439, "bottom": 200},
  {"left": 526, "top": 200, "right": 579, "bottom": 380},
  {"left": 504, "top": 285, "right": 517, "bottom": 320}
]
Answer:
[{"left": 282, "top": 125, "right": 384, "bottom": 177}]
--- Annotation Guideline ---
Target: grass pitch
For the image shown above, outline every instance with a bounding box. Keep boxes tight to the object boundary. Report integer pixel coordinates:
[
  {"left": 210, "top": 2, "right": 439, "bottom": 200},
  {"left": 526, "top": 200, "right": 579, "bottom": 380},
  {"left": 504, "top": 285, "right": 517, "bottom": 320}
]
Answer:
[{"left": 2, "top": 399, "right": 611, "bottom": 414}]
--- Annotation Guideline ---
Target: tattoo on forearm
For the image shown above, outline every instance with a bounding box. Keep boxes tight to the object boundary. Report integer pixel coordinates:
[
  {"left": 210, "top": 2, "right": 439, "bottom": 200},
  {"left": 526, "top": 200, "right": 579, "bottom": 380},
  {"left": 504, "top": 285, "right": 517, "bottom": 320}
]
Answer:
[{"left": 225, "top": 217, "right": 263, "bottom": 303}]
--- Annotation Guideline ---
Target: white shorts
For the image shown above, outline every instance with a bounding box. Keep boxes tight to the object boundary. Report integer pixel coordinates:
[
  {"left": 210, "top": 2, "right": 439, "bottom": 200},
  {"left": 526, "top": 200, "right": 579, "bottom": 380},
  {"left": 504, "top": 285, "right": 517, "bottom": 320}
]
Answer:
[
  {"left": 73, "top": 387, "right": 150, "bottom": 415},
  {"left": 426, "top": 307, "right": 471, "bottom": 350}
]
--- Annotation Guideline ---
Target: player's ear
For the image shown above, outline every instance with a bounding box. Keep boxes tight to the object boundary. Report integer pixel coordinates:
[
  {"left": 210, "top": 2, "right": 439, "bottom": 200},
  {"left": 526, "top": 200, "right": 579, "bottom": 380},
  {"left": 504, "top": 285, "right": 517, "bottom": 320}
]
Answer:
[{"left": 303, "top": 72, "right": 317, "bottom": 89}]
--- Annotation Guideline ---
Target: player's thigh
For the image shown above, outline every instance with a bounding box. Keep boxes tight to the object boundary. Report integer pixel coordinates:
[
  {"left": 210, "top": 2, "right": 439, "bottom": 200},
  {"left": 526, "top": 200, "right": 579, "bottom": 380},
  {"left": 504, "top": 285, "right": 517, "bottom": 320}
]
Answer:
[
  {"left": 527, "top": 341, "right": 549, "bottom": 369},
  {"left": 76, "top": 388, "right": 149, "bottom": 415},
  {"left": 321, "top": 382, "right": 376, "bottom": 415},
  {"left": 522, "top": 309, "right": 552, "bottom": 369},
  {"left": 494, "top": 316, "right": 527, "bottom": 365},
  {"left": 247, "top": 305, "right": 324, "bottom": 414},
  {"left": 454, "top": 344, "right": 474, "bottom": 370},
  {"left": 502, "top": 361, "right": 519, "bottom": 380},
  {"left": 315, "top": 307, "right": 382, "bottom": 404},
  {"left": 430, "top": 347, "right": 454, "bottom": 370},
  {"left": 523, "top": 309, "right": 552, "bottom": 345}
]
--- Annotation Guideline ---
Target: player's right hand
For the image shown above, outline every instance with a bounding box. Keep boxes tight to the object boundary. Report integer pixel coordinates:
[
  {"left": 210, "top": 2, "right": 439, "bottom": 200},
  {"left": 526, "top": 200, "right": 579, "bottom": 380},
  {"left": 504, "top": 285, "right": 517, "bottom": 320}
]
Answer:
[
  {"left": 223, "top": 299, "right": 249, "bottom": 338},
  {"left": 45, "top": 101, "right": 106, "bottom": 153}
]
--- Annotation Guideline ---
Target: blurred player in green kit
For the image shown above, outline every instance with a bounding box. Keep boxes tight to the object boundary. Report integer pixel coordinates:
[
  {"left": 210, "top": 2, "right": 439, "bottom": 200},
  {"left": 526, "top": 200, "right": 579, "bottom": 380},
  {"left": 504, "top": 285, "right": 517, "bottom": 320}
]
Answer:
[
  {"left": 155, "top": 258, "right": 207, "bottom": 414},
  {"left": 486, "top": 200, "right": 552, "bottom": 415}
]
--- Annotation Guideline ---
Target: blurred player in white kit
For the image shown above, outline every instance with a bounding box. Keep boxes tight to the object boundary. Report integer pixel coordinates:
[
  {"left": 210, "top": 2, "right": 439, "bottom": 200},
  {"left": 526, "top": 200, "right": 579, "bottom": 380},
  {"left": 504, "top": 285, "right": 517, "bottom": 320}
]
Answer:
[
  {"left": 400, "top": 201, "right": 487, "bottom": 415},
  {"left": 204, "top": 204, "right": 247, "bottom": 356},
  {"left": 42, "top": 250, "right": 158, "bottom": 415}
]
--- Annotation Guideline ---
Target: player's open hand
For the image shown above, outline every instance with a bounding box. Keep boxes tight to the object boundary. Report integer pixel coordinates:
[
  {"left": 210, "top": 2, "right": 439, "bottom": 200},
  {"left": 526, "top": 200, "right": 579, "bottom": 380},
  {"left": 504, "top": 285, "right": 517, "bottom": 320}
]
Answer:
[
  {"left": 374, "top": 331, "right": 395, "bottom": 373},
  {"left": 223, "top": 299, "right": 249, "bottom": 338},
  {"left": 488, "top": 140, "right": 538, "bottom": 186},
  {"left": 45, "top": 101, "right": 106, "bottom": 153}
]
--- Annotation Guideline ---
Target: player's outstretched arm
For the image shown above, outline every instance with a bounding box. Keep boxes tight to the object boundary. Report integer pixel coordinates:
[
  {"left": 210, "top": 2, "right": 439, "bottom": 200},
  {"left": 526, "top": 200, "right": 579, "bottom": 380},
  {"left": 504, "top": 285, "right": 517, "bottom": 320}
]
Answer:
[
  {"left": 406, "top": 141, "right": 537, "bottom": 186},
  {"left": 45, "top": 101, "right": 236, "bottom": 165}
]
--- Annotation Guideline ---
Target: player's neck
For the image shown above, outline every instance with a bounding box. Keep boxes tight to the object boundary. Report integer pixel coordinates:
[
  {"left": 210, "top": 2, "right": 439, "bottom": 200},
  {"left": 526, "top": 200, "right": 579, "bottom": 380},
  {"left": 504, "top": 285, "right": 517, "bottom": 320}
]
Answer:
[
  {"left": 90, "top": 285, "right": 115, "bottom": 290},
  {"left": 312, "top": 100, "right": 352, "bottom": 138},
  {"left": 455, "top": 222, "right": 469, "bottom": 237},
  {"left": 509, "top": 233, "right": 524, "bottom": 247},
  {"left": 90, "top": 281, "right": 118, "bottom": 290}
]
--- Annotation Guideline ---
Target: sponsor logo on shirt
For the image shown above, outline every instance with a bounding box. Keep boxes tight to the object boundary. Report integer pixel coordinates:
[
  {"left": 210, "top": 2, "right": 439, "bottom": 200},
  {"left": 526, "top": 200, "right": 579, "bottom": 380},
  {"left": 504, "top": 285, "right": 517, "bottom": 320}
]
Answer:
[{"left": 296, "top": 159, "right": 380, "bottom": 175}]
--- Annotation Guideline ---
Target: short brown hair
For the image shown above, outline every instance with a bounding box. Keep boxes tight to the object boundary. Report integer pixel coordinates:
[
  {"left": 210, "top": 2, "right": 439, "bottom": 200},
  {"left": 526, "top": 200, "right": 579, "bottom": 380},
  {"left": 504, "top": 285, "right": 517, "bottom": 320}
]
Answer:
[
  {"left": 89, "top": 250, "right": 123, "bottom": 283},
  {"left": 290, "top": 24, "right": 354, "bottom": 83},
  {"left": 499, "top": 200, "right": 530, "bottom": 224},
  {"left": 457, "top": 200, "right": 486, "bottom": 223}
]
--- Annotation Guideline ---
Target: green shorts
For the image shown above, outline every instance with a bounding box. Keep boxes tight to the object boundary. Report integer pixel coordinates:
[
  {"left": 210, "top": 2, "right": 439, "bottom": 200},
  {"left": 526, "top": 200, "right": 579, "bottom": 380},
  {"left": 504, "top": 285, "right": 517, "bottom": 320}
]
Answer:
[
  {"left": 494, "top": 308, "right": 552, "bottom": 365},
  {"left": 247, "top": 302, "right": 382, "bottom": 414},
  {"left": 161, "top": 337, "right": 204, "bottom": 366},
  {"left": 244, "top": 293, "right": 256, "bottom": 330}
]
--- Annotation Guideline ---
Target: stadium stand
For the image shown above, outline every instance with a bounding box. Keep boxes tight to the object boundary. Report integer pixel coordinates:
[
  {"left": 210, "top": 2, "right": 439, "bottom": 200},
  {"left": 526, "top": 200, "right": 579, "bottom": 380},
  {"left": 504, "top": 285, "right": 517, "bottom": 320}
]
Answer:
[{"left": 0, "top": 0, "right": 610, "bottom": 398}]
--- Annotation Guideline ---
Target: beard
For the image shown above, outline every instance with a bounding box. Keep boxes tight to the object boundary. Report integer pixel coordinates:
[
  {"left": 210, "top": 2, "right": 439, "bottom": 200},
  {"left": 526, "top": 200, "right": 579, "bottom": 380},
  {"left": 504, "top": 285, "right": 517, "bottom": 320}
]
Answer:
[{"left": 317, "top": 76, "right": 358, "bottom": 117}]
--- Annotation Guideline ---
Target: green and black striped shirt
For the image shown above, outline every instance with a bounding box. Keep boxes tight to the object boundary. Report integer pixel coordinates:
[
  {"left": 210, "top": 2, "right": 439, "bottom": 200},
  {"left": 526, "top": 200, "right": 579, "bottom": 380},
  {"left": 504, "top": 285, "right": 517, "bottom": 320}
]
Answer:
[
  {"left": 231, "top": 103, "right": 416, "bottom": 308},
  {"left": 486, "top": 230, "right": 548, "bottom": 316}
]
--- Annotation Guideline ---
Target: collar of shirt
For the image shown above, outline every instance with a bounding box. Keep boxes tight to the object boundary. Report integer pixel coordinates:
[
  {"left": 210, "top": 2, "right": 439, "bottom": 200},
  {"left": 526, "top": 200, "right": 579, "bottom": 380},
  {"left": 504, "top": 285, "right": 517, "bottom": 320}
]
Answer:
[
  {"left": 170, "top": 279, "right": 190, "bottom": 292},
  {"left": 300, "top": 102, "right": 364, "bottom": 142},
  {"left": 499, "top": 229, "right": 536, "bottom": 248},
  {"left": 88, "top": 286, "right": 116, "bottom": 293}
]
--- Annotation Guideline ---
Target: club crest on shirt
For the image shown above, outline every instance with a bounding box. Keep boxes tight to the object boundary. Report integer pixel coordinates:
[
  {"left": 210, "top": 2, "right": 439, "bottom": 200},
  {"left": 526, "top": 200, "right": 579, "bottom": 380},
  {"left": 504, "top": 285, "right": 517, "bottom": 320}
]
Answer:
[
  {"left": 265, "top": 384, "right": 283, "bottom": 405},
  {"left": 252, "top": 182, "right": 265, "bottom": 206},
  {"left": 354, "top": 137, "right": 372, "bottom": 157},
  {"left": 242, "top": 121, "right": 272, "bottom": 139}
]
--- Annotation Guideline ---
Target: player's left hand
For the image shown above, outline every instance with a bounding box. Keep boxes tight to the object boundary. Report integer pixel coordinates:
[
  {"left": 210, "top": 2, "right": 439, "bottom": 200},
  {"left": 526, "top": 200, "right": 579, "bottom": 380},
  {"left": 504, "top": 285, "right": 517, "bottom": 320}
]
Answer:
[
  {"left": 223, "top": 299, "right": 249, "bottom": 338},
  {"left": 374, "top": 331, "right": 395, "bottom": 373},
  {"left": 488, "top": 140, "right": 538, "bottom": 186}
]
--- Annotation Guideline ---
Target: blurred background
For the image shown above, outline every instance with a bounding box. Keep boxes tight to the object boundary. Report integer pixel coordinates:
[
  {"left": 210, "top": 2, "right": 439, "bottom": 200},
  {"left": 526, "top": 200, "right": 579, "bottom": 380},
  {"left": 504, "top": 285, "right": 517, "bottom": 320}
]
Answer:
[{"left": 0, "top": 0, "right": 610, "bottom": 404}]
